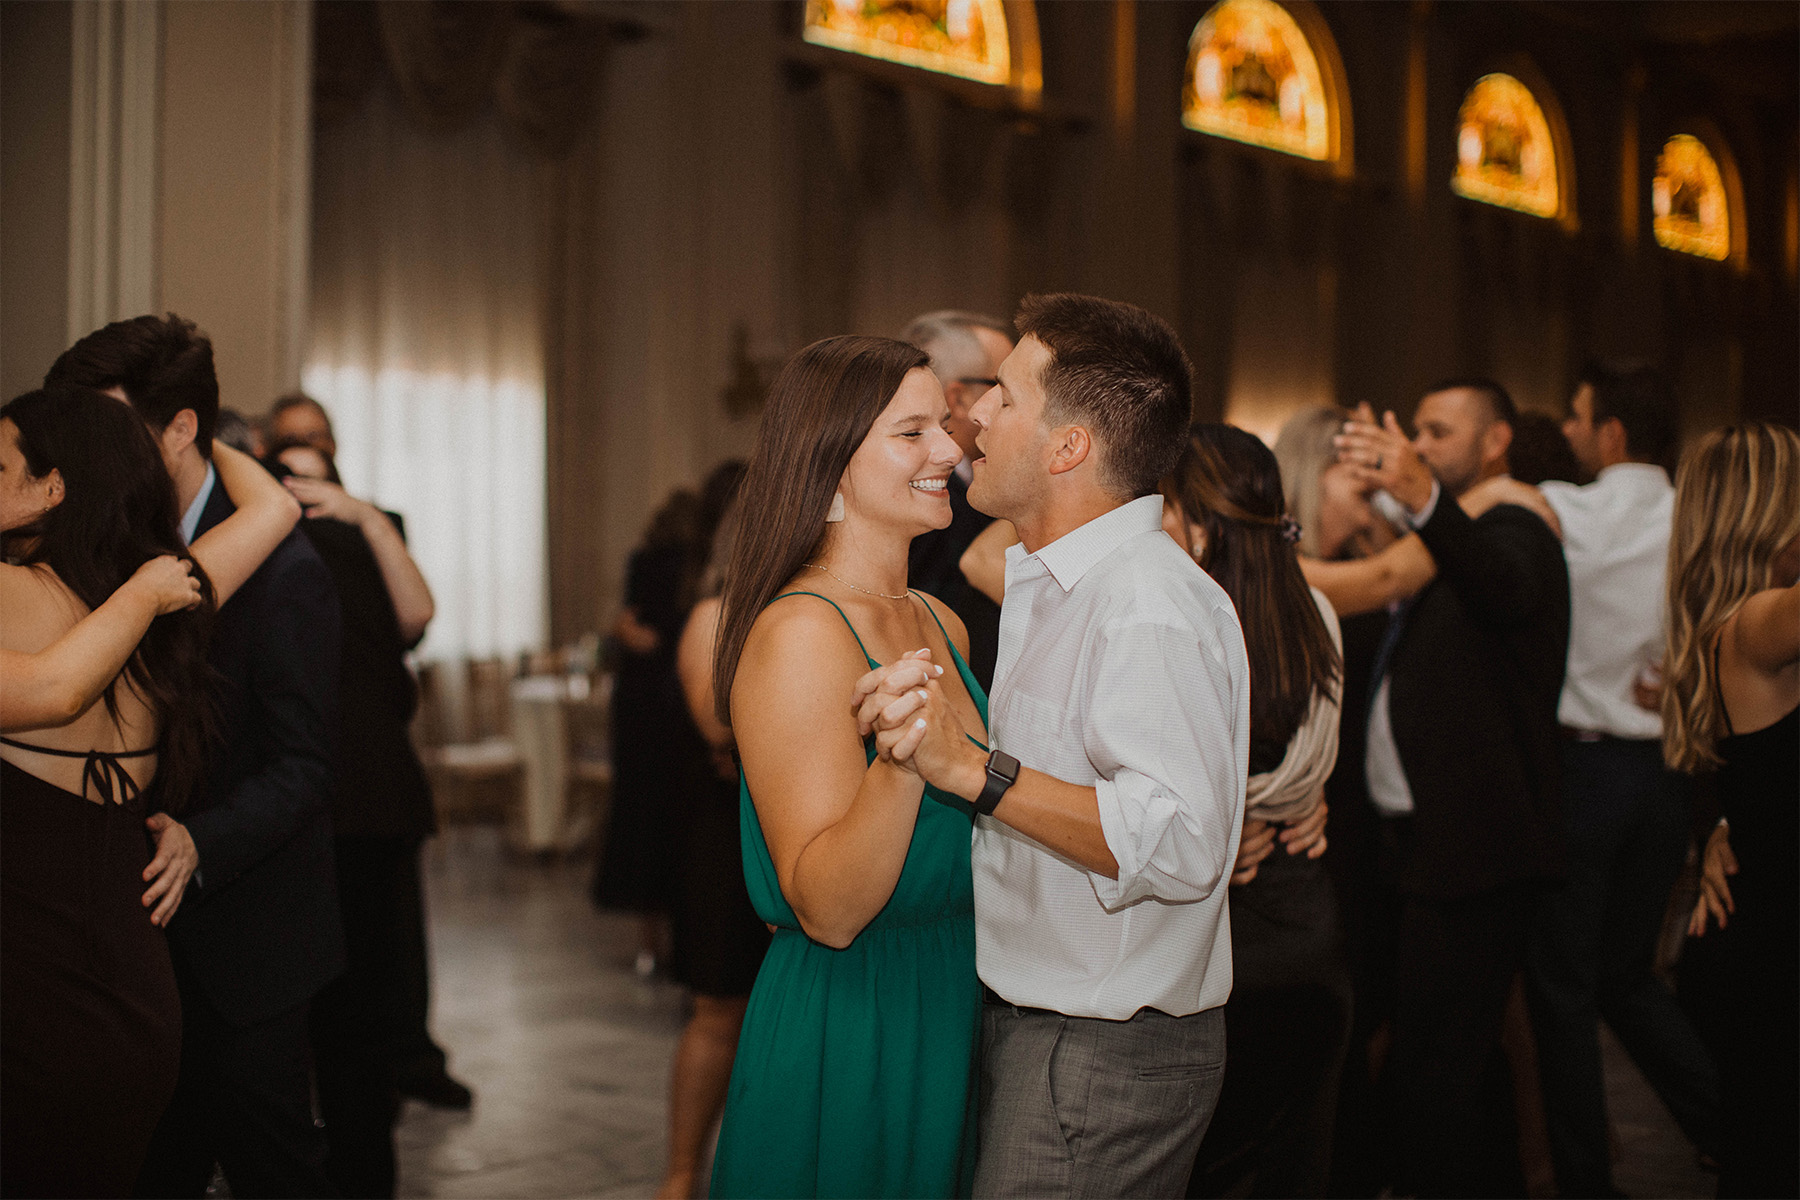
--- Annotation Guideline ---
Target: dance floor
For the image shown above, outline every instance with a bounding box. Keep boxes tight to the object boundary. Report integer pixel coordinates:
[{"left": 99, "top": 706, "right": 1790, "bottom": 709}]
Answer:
[{"left": 396, "top": 832, "right": 1713, "bottom": 1199}]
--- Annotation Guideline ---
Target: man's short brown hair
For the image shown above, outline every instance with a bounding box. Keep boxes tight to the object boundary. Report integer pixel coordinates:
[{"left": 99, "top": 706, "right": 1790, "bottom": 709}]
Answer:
[{"left": 1014, "top": 293, "right": 1194, "bottom": 498}]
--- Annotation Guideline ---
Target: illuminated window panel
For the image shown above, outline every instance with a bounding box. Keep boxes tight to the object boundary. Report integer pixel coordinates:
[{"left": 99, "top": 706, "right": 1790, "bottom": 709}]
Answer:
[
  {"left": 803, "top": 0, "right": 1010, "bottom": 87},
  {"left": 1451, "top": 73, "right": 1559, "bottom": 219},
  {"left": 1653, "top": 135, "right": 1730, "bottom": 262},
  {"left": 1182, "top": 0, "right": 1331, "bottom": 162}
]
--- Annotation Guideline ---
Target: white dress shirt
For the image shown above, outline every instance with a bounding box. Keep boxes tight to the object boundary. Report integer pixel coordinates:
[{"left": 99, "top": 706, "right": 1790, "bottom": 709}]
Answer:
[
  {"left": 974, "top": 495, "right": 1249, "bottom": 1020},
  {"left": 180, "top": 462, "right": 218, "bottom": 546},
  {"left": 1540, "top": 463, "right": 1673, "bottom": 740},
  {"left": 1364, "top": 479, "right": 1439, "bottom": 817}
]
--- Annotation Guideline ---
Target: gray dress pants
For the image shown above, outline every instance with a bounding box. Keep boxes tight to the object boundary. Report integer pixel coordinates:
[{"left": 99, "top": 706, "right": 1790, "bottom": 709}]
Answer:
[{"left": 975, "top": 1002, "right": 1226, "bottom": 1199}]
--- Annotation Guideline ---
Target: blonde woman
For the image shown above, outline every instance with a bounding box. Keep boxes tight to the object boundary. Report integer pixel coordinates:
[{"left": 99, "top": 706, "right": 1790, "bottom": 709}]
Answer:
[{"left": 1662, "top": 422, "right": 1799, "bottom": 1199}]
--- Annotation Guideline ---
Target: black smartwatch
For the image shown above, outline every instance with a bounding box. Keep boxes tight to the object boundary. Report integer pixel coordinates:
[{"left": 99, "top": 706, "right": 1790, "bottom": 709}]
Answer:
[{"left": 975, "top": 749, "right": 1020, "bottom": 816}]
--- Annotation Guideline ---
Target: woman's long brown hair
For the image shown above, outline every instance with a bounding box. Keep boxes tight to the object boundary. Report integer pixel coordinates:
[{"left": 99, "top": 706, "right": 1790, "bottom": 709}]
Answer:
[
  {"left": 1163, "top": 422, "right": 1341, "bottom": 774},
  {"left": 711, "top": 336, "right": 930, "bottom": 725}
]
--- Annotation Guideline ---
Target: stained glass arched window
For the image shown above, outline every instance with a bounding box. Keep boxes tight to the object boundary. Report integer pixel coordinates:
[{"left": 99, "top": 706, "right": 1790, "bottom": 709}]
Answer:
[
  {"left": 1653, "top": 134, "right": 1730, "bottom": 262},
  {"left": 803, "top": 0, "right": 1011, "bottom": 87},
  {"left": 1451, "top": 73, "right": 1560, "bottom": 220},
  {"left": 1182, "top": 0, "right": 1334, "bottom": 163}
]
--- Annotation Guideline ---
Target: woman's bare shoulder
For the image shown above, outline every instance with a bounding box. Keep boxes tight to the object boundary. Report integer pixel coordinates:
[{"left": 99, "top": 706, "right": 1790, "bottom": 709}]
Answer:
[
  {"left": 0, "top": 564, "right": 83, "bottom": 648},
  {"left": 738, "top": 593, "right": 866, "bottom": 686},
  {"left": 732, "top": 593, "right": 876, "bottom": 751}
]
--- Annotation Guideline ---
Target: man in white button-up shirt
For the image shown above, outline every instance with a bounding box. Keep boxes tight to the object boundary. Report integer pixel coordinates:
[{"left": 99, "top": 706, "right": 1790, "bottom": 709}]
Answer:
[
  {"left": 1527, "top": 363, "right": 1719, "bottom": 1196},
  {"left": 861, "top": 294, "right": 1248, "bottom": 1198}
]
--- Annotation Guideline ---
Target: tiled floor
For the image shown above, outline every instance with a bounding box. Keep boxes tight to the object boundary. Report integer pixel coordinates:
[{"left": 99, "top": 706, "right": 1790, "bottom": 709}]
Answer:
[
  {"left": 398, "top": 832, "right": 1713, "bottom": 1200},
  {"left": 398, "top": 831, "right": 687, "bottom": 1199}
]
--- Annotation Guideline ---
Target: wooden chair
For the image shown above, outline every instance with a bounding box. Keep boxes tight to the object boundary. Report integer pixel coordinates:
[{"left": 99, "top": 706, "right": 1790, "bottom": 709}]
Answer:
[
  {"left": 559, "top": 674, "right": 615, "bottom": 854},
  {"left": 414, "top": 658, "right": 526, "bottom": 832}
]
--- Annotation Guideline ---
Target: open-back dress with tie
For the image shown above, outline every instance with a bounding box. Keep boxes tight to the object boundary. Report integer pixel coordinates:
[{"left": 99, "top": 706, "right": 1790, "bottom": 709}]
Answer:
[
  {"left": 710, "top": 592, "right": 988, "bottom": 1199},
  {"left": 0, "top": 741, "right": 182, "bottom": 1198}
]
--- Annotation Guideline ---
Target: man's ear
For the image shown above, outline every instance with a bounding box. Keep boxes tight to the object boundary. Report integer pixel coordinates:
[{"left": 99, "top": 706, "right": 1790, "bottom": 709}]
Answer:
[
  {"left": 43, "top": 468, "right": 65, "bottom": 509},
  {"left": 159, "top": 408, "right": 200, "bottom": 458},
  {"left": 1482, "top": 420, "right": 1514, "bottom": 472},
  {"left": 1047, "top": 424, "right": 1093, "bottom": 477},
  {"left": 1598, "top": 416, "right": 1629, "bottom": 463}
]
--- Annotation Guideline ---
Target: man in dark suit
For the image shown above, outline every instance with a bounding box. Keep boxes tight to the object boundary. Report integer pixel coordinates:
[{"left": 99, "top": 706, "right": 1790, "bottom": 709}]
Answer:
[
  {"left": 266, "top": 438, "right": 446, "bottom": 1198},
  {"left": 900, "top": 311, "right": 1013, "bottom": 690},
  {"left": 48, "top": 315, "right": 347, "bottom": 1199},
  {"left": 1336, "top": 380, "right": 1569, "bottom": 1198}
]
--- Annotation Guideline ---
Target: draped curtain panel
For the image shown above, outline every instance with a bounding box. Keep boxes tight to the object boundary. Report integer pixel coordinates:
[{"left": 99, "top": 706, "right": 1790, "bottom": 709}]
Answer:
[{"left": 305, "top": 83, "right": 548, "bottom": 663}]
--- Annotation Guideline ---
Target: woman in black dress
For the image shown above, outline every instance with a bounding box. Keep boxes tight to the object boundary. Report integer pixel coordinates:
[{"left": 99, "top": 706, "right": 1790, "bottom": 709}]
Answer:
[
  {"left": 1161, "top": 424, "right": 1348, "bottom": 1198},
  {"left": 656, "top": 466, "right": 769, "bottom": 1198},
  {"left": 1662, "top": 422, "right": 1800, "bottom": 1199},
  {"left": 0, "top": 387, "right": 220, "bottom": 1198},
  {"left": 592, "top": 488, "right": 708, "bottom": 970}
]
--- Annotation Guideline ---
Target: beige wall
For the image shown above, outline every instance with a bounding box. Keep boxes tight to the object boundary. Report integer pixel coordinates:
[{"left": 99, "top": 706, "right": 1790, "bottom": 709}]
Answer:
[
  {"left": 0, "top": 0, "right": 310, "bottom": 411},
  {"left": 0, "top": 2, "right": 74, "bottom": 399},
  {"left": 158, "top": 0, "right": 311, "bottom": 413}
]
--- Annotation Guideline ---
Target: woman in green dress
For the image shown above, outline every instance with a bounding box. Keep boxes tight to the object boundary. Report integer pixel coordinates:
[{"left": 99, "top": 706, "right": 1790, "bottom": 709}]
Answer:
[{"left": 709, "top": 336, "right": 990, "bottom": 1198}]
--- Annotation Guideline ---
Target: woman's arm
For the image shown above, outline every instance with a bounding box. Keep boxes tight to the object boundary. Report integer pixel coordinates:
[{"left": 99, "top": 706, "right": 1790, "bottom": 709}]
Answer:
[
  {"left": 1299, "top": 474, "right": 1557, "bottom": 620},
  {"left": 958, "top": 519, "right": 1018, "bottom": 606},
  {"left": 283, "top": 476, "right": 436, "bottom": 644},
  {"left": 731, "top": 603, "right": 931, "bottom": 948},
  {"left": 677, "top": 598, "right": 736, "bottom": 778},
  {"left": 191, "top": 441, "right": 301, "bottom": 604},
  {"left": 1460, "top": 476, "right": 1563, "bottom": 539},
  {"left": 1301, "top": 534, "right": 1436, "bottom": 617},
  {"left": 0, "top": 556, "right": 200, "bottom": 731}
]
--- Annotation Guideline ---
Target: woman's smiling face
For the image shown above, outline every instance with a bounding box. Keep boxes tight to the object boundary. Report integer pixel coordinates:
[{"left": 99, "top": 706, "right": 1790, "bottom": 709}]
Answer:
[{"left": 837, "top": 367, "right": 962, "bottom": 537}]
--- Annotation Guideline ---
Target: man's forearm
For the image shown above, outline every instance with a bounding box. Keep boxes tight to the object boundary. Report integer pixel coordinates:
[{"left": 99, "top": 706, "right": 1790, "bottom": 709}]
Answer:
[{"left": 937, "top": 747, "right": 1118, "bottom": 877}]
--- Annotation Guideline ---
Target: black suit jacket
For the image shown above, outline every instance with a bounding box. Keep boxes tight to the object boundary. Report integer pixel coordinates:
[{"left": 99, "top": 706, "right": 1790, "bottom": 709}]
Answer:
[
  {"left": 1385, "top": 497, "right": 1570, "bottom": 900},
  {"left": 906, "top": 471, "right": 1001, "bottom": 691},
  {"left": 167, "top": 483, "right": 347, "bottom": 1026},
  {"left": 298, "top": 513, "right": 436, "bottom": 841}
]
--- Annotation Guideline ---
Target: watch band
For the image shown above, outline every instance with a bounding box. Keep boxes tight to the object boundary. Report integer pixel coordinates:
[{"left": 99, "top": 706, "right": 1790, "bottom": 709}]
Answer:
[{"left": 976, "top": 749, "right": 1019, "bottom": 817}]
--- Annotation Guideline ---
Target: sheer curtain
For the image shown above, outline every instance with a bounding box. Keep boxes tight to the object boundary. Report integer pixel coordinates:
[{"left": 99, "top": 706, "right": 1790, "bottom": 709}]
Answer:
[{"left": 305, "top": 84, "right": 547, "bottom": 662}]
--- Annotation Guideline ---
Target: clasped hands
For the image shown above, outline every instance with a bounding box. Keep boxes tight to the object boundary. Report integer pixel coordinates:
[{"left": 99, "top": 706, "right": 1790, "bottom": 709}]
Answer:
[
  {"left": 1333, "top": 402, "right": 1435, "bottom": 516},
  {"left": 850, "top": 650, "right": 983, "bottom": 796}
]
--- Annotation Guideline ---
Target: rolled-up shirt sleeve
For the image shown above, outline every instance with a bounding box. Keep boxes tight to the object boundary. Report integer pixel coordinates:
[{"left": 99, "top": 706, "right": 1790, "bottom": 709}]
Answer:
[{"left": 1086, "top": 614, "right": 1246, "bottom": 909}]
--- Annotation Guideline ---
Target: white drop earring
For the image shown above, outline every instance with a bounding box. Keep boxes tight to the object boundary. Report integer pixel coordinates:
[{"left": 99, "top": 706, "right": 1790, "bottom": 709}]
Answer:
[{"left": 826, "top": 492, "right": 846, "bottom": 522}]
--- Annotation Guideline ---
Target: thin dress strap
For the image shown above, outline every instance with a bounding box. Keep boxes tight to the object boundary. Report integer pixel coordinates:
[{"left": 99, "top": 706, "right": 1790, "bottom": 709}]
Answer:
[
  {"left": 910, "top": 591, "right": 954, "bottom": 647},
  {"left": 0, "top": 735, "right": 155, "bottom": 805},
  {"left": 769, "top": 592, "right": 878, "bottom": 666},
  {"left": 1712, "top": 637, "right": 1736, "bottom": 738}
]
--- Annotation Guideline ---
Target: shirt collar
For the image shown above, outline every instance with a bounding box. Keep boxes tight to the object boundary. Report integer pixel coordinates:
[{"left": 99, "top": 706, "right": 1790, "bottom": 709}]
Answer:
[
  {"left": 1595, "top": 461, "right": 1668, "bottom": 486},
  {"left": 1022, "top": 494, "right": 1166, "bottom": 593},
  {"left": 180, "top": 462, "right": 218, "bottom": 546}
]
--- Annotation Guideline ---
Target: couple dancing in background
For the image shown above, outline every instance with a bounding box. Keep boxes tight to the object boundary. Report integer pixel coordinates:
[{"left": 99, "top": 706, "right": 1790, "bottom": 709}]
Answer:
[
  {"left": 703, "top": 292, "right": 1341, "bottom": 1199},
  {"left": 0, "top": 382, "right": 310, "bottom": 1197}
]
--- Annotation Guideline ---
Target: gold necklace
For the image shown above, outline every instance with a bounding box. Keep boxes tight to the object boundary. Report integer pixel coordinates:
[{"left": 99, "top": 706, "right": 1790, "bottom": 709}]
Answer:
[{"left": 803, "top": 562, "right": 910, "bottom": 601}]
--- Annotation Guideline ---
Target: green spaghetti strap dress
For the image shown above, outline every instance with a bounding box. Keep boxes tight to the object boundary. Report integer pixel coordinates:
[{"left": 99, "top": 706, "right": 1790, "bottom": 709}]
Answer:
[{"left": 710, "top": 592, "right": 987, "bottom": 1200}]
